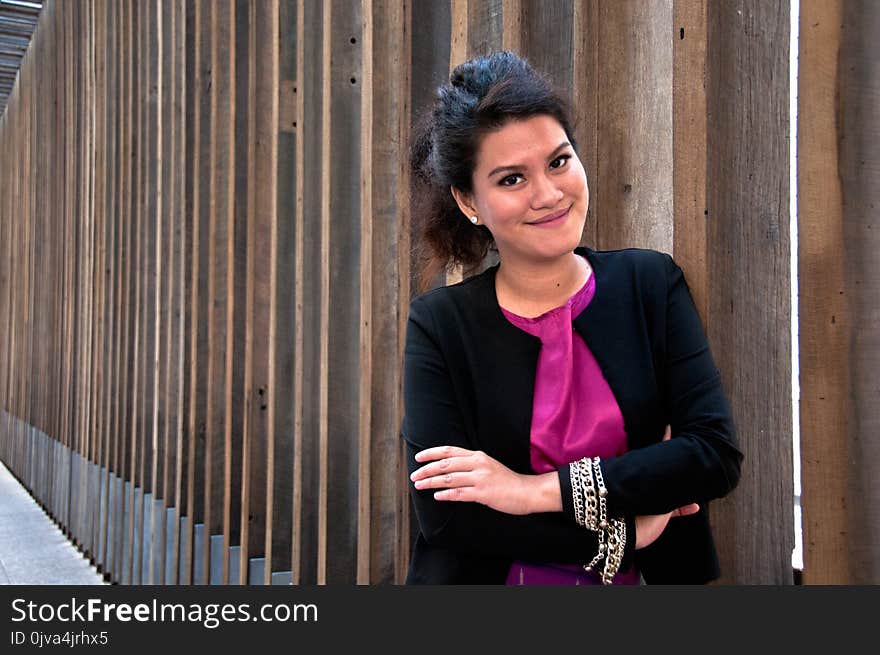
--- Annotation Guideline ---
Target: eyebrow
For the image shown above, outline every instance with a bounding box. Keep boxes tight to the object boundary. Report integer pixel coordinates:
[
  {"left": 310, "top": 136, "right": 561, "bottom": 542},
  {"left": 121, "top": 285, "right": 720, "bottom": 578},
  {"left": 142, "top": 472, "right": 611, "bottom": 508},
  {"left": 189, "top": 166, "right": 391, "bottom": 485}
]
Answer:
[{"left": 487, "top": 141, "right": 572, "bottom": 178}]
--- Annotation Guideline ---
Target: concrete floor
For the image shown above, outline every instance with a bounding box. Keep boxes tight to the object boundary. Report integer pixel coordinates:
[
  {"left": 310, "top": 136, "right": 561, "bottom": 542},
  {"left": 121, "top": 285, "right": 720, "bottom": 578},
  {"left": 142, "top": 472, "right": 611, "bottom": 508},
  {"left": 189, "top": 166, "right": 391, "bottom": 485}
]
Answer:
[{"left": 0, "top": 461, "right": 106, "bottom": 585}]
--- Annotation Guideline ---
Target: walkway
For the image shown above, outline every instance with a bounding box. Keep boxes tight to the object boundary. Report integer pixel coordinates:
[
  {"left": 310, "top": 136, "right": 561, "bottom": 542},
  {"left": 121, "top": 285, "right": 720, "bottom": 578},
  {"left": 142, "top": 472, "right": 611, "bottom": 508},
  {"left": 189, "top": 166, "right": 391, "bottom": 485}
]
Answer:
[{"left": 0, "top": 461, "right": 106, "bottom": 585}]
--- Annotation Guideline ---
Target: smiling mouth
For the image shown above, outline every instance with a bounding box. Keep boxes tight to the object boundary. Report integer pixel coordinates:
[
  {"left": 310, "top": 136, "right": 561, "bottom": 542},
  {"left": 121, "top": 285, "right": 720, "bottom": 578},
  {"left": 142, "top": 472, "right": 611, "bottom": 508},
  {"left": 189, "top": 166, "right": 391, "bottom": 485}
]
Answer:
[{"left": 528, "top": 206, "right": 570, "bottom": 225}]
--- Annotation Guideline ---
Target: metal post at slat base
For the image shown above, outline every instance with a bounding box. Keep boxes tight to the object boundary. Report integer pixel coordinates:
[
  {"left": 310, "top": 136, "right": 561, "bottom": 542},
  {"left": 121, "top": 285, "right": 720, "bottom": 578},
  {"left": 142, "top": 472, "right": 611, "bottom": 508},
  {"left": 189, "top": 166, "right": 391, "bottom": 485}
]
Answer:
[
  {"left": 209, "top": 534, "right": 224, "bottom": 584},
  {"left": 164, "top": 507, "right": 176, "bottom": 584},
  {"left": 122, "top": 480, "right": 132, "bottom": 585},
  {"left": 248, "top": 558, "right": 265, "bottom": 586},
  {"left": 152, "top": 497, "right": 164, "bottom": 584},
  {"left": 228, "top": 546, "right": 241, "bottom": 585},
  {"left": 192, "top": 522, "right": 205, "bottom": 585}
]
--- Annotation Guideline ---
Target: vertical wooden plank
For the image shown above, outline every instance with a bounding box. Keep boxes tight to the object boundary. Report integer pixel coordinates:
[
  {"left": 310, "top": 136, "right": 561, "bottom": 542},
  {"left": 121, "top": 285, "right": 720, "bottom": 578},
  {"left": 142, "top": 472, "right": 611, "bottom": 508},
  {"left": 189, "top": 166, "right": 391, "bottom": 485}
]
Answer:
[
  {"left": 229, "top": 0, "right": 250, "bottom": 584},
  {"left": 83, "top": 0, "right": 96, "bottom": 558},
  {"left": 295, "top": 0, "right": 324, "bottom": 586},
  {"left": 116, "top": 0, "right": 135, "bottom": 584},
  {"left": 370, "top": 0, "right": 409, "bottom": 584},
  {"left": 91, "top": 0, "right": 108, "bottom": 563},
  {"left": 799, "top": 0, "right": 880, "bottom": 583},
  {"left": 132, "top": 0, "right": 149, "bottom": 584},
  {"left": 443, "top": 0, "right": 467, "bottom": 288},
  {"left": 672, "top": 0, "right": 708, "bottom": 320},
  {"left": 248, "top": 0, "right": 283, "bottom": 584},
  {"left": 140, "top": 0, "right": 160, "bottom": 585},
  {"left": 169, "top": 0, "right": 187, "bottom": 585},
  {"left": 467, "top": 0, "right": 501, "bottom": 56},
  {"left": 406, "top": 0, "right": 451, "bottom": 559},
  {"left": 410, "top": 0, "right": 450, "bottom": 114},
  {"left": 297, "top": 3, "right": 330, "bottom": 584},
  {"left": 62, "top": 0, "right": 74, "bottom": 533},
  {"left": 501, "top": 0, "right": 521, "bottom": 54},
  {"left": 127, "top": 0, "right": 144, "bottom": 584},
  {"left": 394, "top": 0, "right": 413, "bottom": 585},
  {"left": 203, "top": 0, "right": 235, "bottom": 585},
  {"left": 706, "top": 0, "right": 791, "bottom": 584},
  {"left": 236, "top": 0, "right": 256, "bottom": 584},
  {"left": 152, "top": 0, "right": 169, "bottom": 583},
  {"left": 321, "top": 0, "right": 363, "bottom": 586},
  {"left": 597, "top": 1, "right": 673, "bottom": 251},
  {"left": 182, "top": 0, "right": 204, "bottom": 585},
  {"left": 101, "top": 0, "right": 118, "bottom": 579},
  {"left": 0, "top": 84, "right": 7, "bottom": 466},
  {"left": 154, "top": 0, "right": 173, "bottom": 584},
  {"left": 357, "top": 0, "right": 374, "bottom": 585},
  {"left": 272, "top": 0, "right": 296, "bottom": 583},
  {"left": 292, "top": 2, "right": 316, "bottom": 585},
  {"left": 190, "top": 0, "right": 213, "bottom": 585},
  {"left": 520, "top": 0, "right": 573, "bottom": 91}
]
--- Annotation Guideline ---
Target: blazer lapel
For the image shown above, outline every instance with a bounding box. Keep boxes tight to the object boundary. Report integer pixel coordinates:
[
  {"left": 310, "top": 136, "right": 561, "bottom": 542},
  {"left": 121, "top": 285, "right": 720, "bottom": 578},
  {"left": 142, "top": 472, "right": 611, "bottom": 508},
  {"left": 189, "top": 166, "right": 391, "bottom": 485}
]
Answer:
[
  {"left": 573, "top": 247, "right": 656, "bottom": 451},
  {"left": 466, "top": 265, "right": 541, "bottom": 474}
]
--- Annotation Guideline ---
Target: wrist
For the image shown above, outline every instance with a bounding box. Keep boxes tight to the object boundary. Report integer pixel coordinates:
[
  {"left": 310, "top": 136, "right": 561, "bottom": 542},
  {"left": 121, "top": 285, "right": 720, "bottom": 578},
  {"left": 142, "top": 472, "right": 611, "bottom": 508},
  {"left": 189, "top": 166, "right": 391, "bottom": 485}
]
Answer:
[{"left": 525, "top": 472, "right": 563, "bottom": 514}]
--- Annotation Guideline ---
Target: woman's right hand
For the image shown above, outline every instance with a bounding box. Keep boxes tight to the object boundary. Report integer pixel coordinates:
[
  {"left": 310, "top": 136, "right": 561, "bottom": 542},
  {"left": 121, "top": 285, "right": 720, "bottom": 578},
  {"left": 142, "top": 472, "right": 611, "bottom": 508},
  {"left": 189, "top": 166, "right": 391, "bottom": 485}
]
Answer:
[
  {"left": 634, "top": 424, "right": 699, "bottom": 550},
  {"left": 635, "top": 503, "right": 700, "bottom": 549}
]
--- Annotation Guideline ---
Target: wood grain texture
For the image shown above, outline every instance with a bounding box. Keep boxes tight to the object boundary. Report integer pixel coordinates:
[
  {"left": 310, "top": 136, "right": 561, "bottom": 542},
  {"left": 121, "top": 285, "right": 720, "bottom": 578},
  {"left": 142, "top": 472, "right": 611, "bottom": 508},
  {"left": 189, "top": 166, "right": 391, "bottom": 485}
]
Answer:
[
  {"left": 706, "top": 0, "right": 792, "bottom": 584},
  {"left": 297, "top": 0, "right": 324, "bottom": 585},
  {"left": 325, "top": 0, "right": 362, "bottom": 585},
  {"left": 798, "top": 0, "right": 880, "bottom": 583},
  {"left": 597, "top": 1, "right": 673, "bottom": 252},
  {"left": 371, "top": 0, "right": 408, "bottom": 585},
  {"left": 672, "top": 0, "right": 708, "bottom": 320}
]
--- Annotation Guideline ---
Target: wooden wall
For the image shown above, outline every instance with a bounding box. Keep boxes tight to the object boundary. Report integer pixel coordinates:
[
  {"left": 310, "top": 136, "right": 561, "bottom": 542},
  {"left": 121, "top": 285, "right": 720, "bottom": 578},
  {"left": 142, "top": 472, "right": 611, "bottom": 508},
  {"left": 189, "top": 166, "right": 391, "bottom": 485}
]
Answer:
[
  {"left": 0, "top": 0, "right": 811, "bottom": 584},
  {"left": 798, "top": 0, "right": 880, "bottom": 583}
]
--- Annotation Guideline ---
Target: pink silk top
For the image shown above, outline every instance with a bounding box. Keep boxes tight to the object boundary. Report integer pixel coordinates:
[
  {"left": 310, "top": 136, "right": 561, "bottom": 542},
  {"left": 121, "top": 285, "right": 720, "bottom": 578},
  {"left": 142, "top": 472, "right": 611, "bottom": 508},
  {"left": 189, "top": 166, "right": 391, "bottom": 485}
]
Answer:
[{"left": 500, "top": 262, "right": 640, "bottom": 585}]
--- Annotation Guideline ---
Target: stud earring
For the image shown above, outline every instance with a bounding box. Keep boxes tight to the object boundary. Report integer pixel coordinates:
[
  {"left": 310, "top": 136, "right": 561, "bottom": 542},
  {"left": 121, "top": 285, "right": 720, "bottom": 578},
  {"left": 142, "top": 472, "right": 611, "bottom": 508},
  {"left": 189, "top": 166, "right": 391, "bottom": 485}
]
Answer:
[{"left": 469, "top": 215, "right": 479, "bottom": 225}]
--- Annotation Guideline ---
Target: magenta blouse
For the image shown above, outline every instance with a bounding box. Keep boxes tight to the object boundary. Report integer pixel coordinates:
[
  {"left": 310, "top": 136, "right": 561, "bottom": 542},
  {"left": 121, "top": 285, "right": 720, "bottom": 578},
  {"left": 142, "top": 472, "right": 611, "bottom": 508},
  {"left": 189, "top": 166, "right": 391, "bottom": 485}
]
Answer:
[{"left": 500, "top": 260, "right": 641, "bottom": 585}]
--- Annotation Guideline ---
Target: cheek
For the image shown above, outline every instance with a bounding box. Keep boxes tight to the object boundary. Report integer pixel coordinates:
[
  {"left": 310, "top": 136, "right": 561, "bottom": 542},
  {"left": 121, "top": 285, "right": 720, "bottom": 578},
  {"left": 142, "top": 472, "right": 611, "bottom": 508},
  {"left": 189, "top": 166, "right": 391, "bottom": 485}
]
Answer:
[
  {"left": 566, "top": 166, "right": 588, "bottom": 197},
  {"left": 482, "top": 191, "right": 527, "bottom": 224}
]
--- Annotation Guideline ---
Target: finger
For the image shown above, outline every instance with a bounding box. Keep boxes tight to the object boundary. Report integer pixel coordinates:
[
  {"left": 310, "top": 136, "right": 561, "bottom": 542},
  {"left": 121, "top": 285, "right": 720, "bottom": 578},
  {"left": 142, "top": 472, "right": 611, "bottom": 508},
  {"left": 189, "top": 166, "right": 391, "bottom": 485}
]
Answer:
[
  {"left": 410, "top": 456, "right": 474, "bottom": 482},
  {"left": 413, "top": 471, "right": 475, "bottom": 490},
  {"left": 414, "top": 445, "right": 475, "bottom": 463},
  {"left": 663, "top": 425, "right": 672, "bottom": 442},
  {"left": 673, "top": 503, "right": 700, "bottom": 517},
  {"left": 433, "top": 486, "right": 476, "bottom": 502}
]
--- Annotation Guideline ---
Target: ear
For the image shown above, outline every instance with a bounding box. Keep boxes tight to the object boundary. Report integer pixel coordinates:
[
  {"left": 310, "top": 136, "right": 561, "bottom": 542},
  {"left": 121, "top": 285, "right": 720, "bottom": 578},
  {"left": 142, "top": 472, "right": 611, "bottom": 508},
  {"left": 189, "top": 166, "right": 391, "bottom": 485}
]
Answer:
[{"left": 450, "top": 186, "right": 478, "bottom": 221}]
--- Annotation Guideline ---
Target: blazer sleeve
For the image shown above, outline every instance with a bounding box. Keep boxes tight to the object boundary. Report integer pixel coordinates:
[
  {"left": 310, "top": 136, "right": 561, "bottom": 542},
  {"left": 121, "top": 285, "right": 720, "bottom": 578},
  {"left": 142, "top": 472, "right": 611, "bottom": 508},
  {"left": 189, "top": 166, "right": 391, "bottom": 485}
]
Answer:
[
  {"left": 588, "top": 253, "right": 744, "bottom": 518},
  {"left": 402, "top": 295, "right": 636, "bottom": 568}
]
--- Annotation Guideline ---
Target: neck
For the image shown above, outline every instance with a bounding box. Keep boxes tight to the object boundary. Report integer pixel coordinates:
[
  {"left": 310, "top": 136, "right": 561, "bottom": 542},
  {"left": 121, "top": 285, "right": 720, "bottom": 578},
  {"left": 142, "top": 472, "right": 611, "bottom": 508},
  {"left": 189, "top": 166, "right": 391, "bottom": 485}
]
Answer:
[{"left": 495, "top": 250, "right": 589, "bottom": 316}]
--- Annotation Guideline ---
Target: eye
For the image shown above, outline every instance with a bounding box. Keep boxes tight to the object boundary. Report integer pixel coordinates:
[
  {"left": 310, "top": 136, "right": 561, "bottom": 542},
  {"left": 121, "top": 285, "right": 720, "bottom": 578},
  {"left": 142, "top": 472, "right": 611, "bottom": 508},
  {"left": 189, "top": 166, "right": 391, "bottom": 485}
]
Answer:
[
  {"left": 550, "top": 154, "right": 571, "bottom": 170},
  {"left": 499, "top": 173, "right": 524, "bottom": 187}
]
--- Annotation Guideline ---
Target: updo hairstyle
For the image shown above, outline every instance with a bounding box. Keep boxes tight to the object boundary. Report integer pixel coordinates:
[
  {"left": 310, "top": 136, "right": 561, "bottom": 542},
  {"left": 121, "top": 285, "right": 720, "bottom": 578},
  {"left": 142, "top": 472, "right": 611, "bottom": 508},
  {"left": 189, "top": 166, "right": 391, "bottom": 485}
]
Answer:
[{"left": 409, "top": 51, "right": 577, "bottom": 290}]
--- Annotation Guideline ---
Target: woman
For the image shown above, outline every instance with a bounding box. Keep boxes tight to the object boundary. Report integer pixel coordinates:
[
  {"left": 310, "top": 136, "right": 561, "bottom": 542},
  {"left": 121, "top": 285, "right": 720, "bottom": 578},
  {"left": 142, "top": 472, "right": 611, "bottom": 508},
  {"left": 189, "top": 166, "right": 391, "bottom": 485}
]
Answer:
[{"left": 403, "top": 51, "right": 743, "bottom": 584}]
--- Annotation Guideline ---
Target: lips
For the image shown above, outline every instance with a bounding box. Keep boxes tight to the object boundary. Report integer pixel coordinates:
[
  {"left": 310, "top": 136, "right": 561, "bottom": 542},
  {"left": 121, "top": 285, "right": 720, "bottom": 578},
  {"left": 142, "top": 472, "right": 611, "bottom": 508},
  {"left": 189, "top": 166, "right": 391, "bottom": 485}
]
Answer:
[{"left": 528, "top": 206, "right": 570, "bottom": 226}]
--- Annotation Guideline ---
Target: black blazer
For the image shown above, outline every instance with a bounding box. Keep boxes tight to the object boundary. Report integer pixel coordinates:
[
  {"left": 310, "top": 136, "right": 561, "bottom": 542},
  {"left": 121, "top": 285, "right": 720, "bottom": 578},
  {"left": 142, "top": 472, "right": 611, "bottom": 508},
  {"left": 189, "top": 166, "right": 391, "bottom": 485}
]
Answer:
[{"left": 401, "top": 247, "right": 743, "bottom": 584}]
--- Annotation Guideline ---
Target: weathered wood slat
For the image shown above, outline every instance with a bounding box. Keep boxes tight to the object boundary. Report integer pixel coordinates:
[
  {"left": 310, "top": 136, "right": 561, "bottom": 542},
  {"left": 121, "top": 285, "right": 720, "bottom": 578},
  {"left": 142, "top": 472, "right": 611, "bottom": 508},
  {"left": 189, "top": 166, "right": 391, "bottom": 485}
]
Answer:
[
  {"left": 673, "top": 0, "right": 708, "bottom": 319},
  {"left": 371, "top": 0, "right": 408, "bottom": 585},
  {"left": 798, "top": 0, "right": 880, "bottom": 583},
  {"left": 598, "top": 1, "right": 673, "bottom": 251},
  {"left": 323, "top": 0, "right": 362, "bottom": 585},
  {"left": 706, "top": 0, "right": 792, "bottom": 584}
]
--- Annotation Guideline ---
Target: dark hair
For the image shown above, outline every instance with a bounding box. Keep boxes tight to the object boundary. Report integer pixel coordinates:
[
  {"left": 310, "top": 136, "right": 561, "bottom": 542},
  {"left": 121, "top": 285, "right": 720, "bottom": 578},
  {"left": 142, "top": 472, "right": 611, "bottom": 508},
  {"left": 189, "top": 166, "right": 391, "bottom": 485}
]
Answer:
[{"left": 409, "top": 51, "right": 577, "bottom": 291}]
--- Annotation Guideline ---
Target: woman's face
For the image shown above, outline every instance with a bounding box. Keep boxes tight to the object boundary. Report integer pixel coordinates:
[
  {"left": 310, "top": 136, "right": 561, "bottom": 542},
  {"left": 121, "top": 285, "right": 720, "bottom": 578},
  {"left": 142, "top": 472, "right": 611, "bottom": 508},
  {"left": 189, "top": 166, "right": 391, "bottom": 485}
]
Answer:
[{"left": 452, "top": 114, "right": 589, "bottom": 266}]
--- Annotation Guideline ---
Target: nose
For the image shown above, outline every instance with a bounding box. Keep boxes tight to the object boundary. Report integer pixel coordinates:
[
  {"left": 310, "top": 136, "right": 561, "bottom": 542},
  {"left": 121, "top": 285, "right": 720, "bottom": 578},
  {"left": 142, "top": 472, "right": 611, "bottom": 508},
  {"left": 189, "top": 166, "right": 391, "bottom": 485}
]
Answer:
[{"left": 530, "top": 171, "right": 564, "bottom": 210}]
